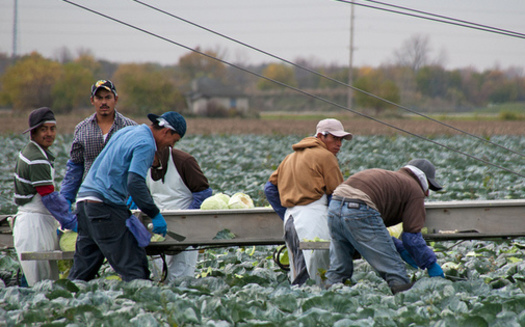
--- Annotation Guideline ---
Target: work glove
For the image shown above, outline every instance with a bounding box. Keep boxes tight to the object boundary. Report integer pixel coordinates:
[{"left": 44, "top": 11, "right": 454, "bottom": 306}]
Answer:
[
  {"left": 400, "top": 249, "right": 418, "bottom": 269},
  {"left": 427, "top": 262, "right": 445, "bottom": 278},
  {"left": 126, "top": 196, "right": 138, "bottom": 210},
  {"left": 151, "top": 212, "right": 167, "bottom": 237}
]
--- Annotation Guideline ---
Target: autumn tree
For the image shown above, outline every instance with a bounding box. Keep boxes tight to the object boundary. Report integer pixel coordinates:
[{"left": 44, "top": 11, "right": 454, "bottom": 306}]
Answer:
[
  {"left": 112, "top": 63, "right": 185, "bottom": 115},
  {"left": 354, "top": 67, "right": 400, "bottom": 116},
  {"left": 178, "top": 47, "right": 227, "bottom": 87},
  {"left": 52, "top": 61, "right": 94, "bottom": 113},
  {"left": 394, "top": 35, "right": 431, "bottom": 72},
  {"left": 257, "top": 63, "right": 297, "bottom": 90},
  {"left": 0, "top": 52, "right": 62, "bottom": 110}
]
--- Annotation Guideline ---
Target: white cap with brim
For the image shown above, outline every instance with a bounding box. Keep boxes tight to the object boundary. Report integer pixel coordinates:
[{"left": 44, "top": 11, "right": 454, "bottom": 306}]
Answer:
[{"left": 316, "top": 118, "right": 353, "bottom": 140}]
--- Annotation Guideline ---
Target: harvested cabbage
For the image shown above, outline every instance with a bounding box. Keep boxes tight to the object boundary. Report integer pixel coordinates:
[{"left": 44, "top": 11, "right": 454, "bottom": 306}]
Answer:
[
  {"left": 201, "top": 194, "right": 229, "bottom": 210},
  {"left": 59, "top": 231, "right": 78, "bottom": 251},
  {"left": 215, "top": 192, "right": 231, "bottom": 205},
  {"left": 387, "top": 223, "right": 403, "bottom": 239},
  {"left": 228, "top": 192, "right": 254, "bottom": 209},
  {"left": 150, "top": 234, "right": 166, "bottom": 242},
  {"left": 58, "top": 231, "right": 78, "bottom": 279}
]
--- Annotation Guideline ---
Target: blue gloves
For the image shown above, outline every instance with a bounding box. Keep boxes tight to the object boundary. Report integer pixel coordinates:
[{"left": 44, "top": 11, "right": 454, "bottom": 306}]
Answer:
[
  {"left": 127, "top": 196, "right": 138, "bottom": 210},
  {"left": 151, "top": 212, "right": 167, "bottom": 237},
  {"left": 400, "top": 249, "right": 418, "bottom": 269},
  {"left": 427, "top": 262, "right": 445, "bottom": 278}
]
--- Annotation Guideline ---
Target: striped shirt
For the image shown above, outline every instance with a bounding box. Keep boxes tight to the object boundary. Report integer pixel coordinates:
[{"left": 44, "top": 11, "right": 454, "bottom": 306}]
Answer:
[
  {"left": 14, "top": 141, "right": 55, "bottom": 206},
  {"left": 70, "top": 110, "right": 136, "bottom": 177}
]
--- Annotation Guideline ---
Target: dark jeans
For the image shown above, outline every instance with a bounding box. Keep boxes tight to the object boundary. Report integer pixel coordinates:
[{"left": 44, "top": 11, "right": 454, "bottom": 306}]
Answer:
[{"left": 68, "top": 201, "right": 150, "bottom": 282}]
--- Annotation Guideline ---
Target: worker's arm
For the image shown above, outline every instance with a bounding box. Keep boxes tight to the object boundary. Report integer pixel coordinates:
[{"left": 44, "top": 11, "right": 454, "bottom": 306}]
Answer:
[
  {"left": 127, "top": 172, "right": 166, "bottom": 236},
  {"left": 402, "top": 232, "right": 444, "bottom": 277},
  {"left": 60, "top": 159, "right": 84, "bottom": 205},
  {"left": 189, "top": 188, "right": 213, "bottom": 209},
  {"left": 264, "top": 181, "right": 286, "bottom": 220},
  {"left": 37, "top": 185, "right": 77, "bottom": 231}
]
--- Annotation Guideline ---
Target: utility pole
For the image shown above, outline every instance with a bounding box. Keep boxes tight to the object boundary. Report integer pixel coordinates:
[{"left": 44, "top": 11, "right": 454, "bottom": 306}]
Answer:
[
  {"left": 12, "top": 0, "right": 18, "bottom": 60},
  {"left": 347, "top": 1, "right": 355, "bottom": 109}
]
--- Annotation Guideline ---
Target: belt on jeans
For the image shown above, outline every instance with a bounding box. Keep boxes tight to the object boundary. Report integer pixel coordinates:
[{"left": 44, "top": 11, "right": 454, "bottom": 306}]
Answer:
[{"left": 332, "top": 196, "right": 367, "bottom": 208}]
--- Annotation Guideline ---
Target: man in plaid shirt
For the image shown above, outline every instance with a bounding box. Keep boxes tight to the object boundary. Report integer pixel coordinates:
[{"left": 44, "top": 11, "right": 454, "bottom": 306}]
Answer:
[{"left": 60, "top": 80, "right": 136, "bottom": 206}]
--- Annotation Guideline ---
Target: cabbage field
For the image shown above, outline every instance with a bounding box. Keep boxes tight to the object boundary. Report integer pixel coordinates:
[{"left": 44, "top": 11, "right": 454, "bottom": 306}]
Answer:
[{"left": 1, "top": 132, "right": 525, "bottom": 326}]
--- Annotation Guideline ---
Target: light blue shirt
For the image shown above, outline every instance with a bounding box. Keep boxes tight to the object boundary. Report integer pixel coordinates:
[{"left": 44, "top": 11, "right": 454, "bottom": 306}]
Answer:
[{"left": 78, "top": 124, "right": 156, "bottom": 205}]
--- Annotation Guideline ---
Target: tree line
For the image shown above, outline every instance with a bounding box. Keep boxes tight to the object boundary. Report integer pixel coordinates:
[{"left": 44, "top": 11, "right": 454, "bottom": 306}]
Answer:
[{"left": 0, "top": 43, "right": 524, "bottom": 117}]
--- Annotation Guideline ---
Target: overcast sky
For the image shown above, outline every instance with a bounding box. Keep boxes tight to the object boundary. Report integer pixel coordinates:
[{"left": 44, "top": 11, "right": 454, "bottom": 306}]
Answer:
[{"left": 1, "top": 0, "right": 524, "bottom": 71}]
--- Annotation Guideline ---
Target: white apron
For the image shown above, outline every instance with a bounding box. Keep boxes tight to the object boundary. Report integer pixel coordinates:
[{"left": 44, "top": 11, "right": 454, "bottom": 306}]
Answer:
[
  {"left": 146, "top": 151, "right": 198, "bottom": 281},
  {"left": 13, "top": 148, "right": 60, "bottom": 286},
  {"left": 13, "top": 194, "right": 60, "bottom": 286},
  {"left": 284, "top": 194, "right": 331, "bottom": 285}
]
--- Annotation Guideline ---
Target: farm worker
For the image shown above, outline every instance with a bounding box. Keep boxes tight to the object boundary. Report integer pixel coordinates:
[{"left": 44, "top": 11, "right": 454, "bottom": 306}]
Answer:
[
  {"left": 264, "top": 118, "right": 352, "bottom": 286},
  {"left": 60, "top": 80, "right": 136, "bottom": 209},
  {"left": 325, "top": 159, "right": 445, "bottom": 294},
  {"left": 13, "top": 107, "right": 77, "bottom": 286},
  {"left": 67, "top": 111, "right": 184, "bottom": 282},
  {"left": 130, "top": 138, "right": 212, "bottom": 281}
]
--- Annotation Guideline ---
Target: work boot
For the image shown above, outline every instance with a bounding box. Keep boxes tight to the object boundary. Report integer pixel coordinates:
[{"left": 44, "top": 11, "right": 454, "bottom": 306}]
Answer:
[{"left": 390, "top": 282, "right": 414, "bottom": 295}]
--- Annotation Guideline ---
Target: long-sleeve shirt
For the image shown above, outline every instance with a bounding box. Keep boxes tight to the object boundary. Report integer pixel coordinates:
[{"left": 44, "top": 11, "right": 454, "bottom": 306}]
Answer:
[{"left": 268, "top": 136, "right": 343, "bottom": 207}]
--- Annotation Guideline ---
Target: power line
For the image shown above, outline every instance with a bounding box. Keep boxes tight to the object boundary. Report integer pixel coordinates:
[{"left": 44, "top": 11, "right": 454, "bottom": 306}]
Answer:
[
  {"left": 61, "top": 0, "right": 525, "bottom": 179},
  {"left": 132, "top": 0, "right": 525, "bottom": 160},
  {"left": 363, "top": 0, "right": 525, "bottom": 38},
  {"left": 336, "top": 0, "right": 525, "bottom": 40}
]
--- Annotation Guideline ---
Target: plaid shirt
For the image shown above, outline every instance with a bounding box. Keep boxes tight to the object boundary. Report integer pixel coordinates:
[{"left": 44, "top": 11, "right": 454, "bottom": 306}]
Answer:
[{"left": 70, "top": 110, "right": 137, "bottom": 176}]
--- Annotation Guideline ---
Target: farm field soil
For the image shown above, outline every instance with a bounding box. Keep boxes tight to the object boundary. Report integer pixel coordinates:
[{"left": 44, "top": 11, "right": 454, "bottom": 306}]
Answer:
[{"left": 1, "top": 113, "right": 524, "bottom": 136}]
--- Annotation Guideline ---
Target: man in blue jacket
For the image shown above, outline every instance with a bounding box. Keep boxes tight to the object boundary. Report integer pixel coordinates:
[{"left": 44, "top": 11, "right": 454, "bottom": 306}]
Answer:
[
  {"left": 68, "top": 112, "right": 184, "bottom": 282},
  {"left": 325, "top": 159, "right": 445, "bottom": 294}
]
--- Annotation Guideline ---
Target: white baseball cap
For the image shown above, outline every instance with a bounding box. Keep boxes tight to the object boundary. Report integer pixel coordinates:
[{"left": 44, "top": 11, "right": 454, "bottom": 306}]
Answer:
[{"left": 316, "top": 118, "right": 353, "bottom": 140}]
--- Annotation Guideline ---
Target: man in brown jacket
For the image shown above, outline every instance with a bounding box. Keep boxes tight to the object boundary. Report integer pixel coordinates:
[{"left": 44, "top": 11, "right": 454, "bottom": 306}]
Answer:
[
  {"left": 264, "top": 118, "right": 352, "bottom": 285},
  {"left": 326, "top": 159, "right": 444, "bottom": 294}
]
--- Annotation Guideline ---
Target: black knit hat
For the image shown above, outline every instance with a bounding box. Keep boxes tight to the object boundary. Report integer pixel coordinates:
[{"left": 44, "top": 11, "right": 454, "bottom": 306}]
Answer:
[{"left": 23, "top": 107, "right": 56, "bottom": 134}]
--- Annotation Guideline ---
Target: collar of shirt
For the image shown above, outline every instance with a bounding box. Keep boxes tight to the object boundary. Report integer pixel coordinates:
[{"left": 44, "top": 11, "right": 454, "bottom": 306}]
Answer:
[{"left": 404, "top": 165, "right": 429, "bottom": 194}]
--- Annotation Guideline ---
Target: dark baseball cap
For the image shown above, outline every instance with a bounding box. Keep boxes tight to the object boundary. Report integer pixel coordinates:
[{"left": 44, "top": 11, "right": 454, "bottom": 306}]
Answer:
[
  {"left": 23, "top": 107, "right": 56, "bottom": 134},
  {"left": 148, "top": 111, "right": 187, "bottom": 138},
  {"left": 90, "top": 80, "right": 117, "bottom": 97},
  {"left": 407, "top": 159, "right": 443, "bottom": 191}
]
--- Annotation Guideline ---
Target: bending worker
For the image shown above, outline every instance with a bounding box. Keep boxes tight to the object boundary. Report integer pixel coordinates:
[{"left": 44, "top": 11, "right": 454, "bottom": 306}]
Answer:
[
  {"left": 326, "top": 159, "right": 445, "bottom": 294},
  {"left": 144, "top": 142, "right": 212, "bottom": 281},
  {"left": 13, "top": 107, "right": 77, "bottom": 286},
  {"left": 68, "top": 111, "right": 184, "bottom": 282},
  {"left": 264, "top": 118, "right": 352, "bottom": 286}
]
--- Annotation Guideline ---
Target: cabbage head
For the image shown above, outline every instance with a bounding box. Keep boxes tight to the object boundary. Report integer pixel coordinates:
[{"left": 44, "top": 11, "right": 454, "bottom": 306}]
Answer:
[
  {"left": 59, "top": 231, "right": 78, "bottom": 251},
  {"left": 228, "top": 192, "right": 254, "bottom": 209},
  {"left": 58, "top": 231, "right": 78, "bottom": 279},
  {"left": 387, "top": 223, "right": 403, "bottom": 239},
  {"left": 201, "top": 194, "right": 230, "bottom": 210},
  {"left": 215, "top": 192, "right": 231, "bottom": 204}
]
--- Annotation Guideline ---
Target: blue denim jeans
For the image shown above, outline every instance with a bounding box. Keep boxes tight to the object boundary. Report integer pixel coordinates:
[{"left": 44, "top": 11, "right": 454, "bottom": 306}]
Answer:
[{"left": 326, "top": 198, "right": 410, "bottom": 288}]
